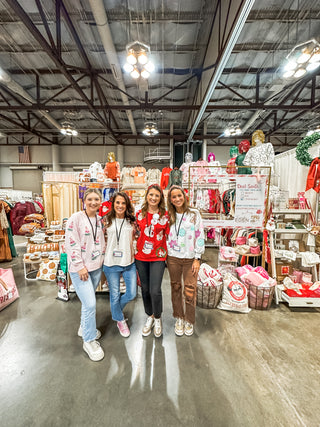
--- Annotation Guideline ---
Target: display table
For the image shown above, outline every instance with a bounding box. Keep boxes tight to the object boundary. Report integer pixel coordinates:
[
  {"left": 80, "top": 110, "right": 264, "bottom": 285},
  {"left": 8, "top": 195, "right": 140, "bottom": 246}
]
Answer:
[{"left": 23, "top": 258, "right": 42, "bottom": 281}]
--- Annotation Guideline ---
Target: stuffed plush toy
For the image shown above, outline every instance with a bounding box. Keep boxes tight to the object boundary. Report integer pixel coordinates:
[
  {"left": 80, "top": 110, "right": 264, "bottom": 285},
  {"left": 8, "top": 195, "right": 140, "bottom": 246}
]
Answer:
[{"left": 310, "top": 225, "right": 320, "bottom": 235}]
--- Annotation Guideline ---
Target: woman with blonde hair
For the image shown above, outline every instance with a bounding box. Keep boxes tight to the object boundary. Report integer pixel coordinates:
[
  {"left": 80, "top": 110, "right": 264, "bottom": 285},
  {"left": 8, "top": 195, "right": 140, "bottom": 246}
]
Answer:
[
  {"left": 65, "top": 188, "right": 105, "bottom": 361},
  {"left": 166, "top": 185, "right": 205, "bottom": 336}
]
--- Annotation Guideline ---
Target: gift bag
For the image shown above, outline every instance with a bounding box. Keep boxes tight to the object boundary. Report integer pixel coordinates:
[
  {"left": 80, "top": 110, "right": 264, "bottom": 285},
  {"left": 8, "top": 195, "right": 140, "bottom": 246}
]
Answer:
[
  {"left": 0, "top": 268, "right": 19, "bottom": 311},
  {"left": 56, "top": 253, "right": 69, "bottom": 301}
]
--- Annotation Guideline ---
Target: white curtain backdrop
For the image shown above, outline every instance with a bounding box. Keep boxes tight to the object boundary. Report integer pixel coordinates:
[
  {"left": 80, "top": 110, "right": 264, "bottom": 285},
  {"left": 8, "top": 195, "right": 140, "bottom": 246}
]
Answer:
[{"left": 274, "top": 142, "right": 320, "bottom": 212}]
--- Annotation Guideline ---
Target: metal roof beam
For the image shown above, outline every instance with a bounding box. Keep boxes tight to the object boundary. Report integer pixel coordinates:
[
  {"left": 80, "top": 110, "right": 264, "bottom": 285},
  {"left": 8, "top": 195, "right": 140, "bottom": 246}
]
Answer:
[
  {"left": 0, "top": 113, "right": 54, "bottom": 144},
  {"left": 0, "top": 103, "right": 315, "bottom": 112},
  {"left": 4, "top": 0, "right": 123, "bottom": 144},
  {"left": 6, "top": 66, "right": 280, "bottom": 76},
  {"left": 59, "top": 0, "right": 121, "bottom": 133}
]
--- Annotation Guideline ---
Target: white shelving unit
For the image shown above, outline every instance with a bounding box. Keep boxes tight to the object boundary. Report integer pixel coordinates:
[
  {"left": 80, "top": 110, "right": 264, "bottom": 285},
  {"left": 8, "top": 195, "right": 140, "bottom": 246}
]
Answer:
[{"left": 270, "top": 208, "right": 320, "bottom": 306}]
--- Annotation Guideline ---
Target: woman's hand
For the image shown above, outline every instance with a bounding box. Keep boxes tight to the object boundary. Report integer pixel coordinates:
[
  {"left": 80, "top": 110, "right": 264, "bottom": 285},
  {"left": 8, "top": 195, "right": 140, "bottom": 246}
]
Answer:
[
  {"left": 192, "top": 259, "right": 201, "bottom": 277},
  {"left": 78, "top": 267, "right": 89, "bottom": 281}
]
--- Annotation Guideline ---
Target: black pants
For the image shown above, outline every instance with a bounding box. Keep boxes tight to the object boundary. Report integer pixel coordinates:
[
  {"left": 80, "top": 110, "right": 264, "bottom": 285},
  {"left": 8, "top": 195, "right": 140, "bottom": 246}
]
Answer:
[{"left": 135, "top": 260, "right": 166, "bottom": 318}]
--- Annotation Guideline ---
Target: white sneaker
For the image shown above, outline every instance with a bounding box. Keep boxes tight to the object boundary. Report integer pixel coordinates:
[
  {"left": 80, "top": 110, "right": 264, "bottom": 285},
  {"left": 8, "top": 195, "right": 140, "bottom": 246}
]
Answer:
[
  {"left": 174, "top": 318, "right": 184, "bottom": 336},
  {"left": 83, "top": 340, "right": 104, "bottom": 361},
  {"left": 184, "top": 321, "right": 194, "bottom": 336},
  {"left": 78, "top": 325, "right": 101, "bottom": 340},
  {"left": 154, "top": 318, "right": 162, "bottom": 338},
  {"left": 142, "top": 316, "right": 154, "bottom": 337}
]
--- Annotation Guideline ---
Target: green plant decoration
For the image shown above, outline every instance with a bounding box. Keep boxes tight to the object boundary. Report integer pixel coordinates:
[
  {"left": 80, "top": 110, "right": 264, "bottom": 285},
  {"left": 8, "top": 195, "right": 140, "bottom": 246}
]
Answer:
[{"left": 295, "top": 132, "right": 320, "bottom": 166}]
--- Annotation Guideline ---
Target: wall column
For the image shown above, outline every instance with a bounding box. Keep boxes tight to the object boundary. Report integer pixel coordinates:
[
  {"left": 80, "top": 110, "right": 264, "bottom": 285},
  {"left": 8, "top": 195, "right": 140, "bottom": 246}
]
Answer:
[
  {"left": 116, "top": 144, "right": 124, "bottom": 168},
  {"left": 51, "top": 144, "right": 61, "bottom": 171},
  {"left": 202, "top": 122, "right": 207, "bottom": 161}
]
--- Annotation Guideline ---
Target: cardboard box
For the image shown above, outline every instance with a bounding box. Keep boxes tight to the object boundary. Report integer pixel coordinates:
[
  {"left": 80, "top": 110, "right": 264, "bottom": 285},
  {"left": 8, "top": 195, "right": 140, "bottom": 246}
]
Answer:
[{"left": 275, "top": 262, "right": 293, "bottom": 282}]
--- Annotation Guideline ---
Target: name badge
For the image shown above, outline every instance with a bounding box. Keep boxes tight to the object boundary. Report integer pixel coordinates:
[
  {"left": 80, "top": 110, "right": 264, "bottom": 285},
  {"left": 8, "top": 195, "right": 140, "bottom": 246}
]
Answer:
[
  {"left": 144, "top": 241, "right": 153, "bottom": 250},
  {"left": 113, "top": 250, "right": 123, "bottom": 258},
  {"left": 173, "top": 245, "right": 181, "bottom": 252},
  {"left": 138, "top": 172, "right": 144, "bottom": 176},
  {"left": 92, "top": 250, "right": 100, "bottom": 259}
]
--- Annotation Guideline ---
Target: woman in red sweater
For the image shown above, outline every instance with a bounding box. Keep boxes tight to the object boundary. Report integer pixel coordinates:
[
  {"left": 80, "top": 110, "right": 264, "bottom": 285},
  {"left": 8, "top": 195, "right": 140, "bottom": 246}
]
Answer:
[{"left": 135, "top": 184, "right": 170, "bottom": 338}]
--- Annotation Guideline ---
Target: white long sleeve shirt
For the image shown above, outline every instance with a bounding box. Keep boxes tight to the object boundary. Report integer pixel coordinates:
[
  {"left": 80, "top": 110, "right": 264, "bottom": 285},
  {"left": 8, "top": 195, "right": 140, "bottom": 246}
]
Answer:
[
  {"left": 167, "top": 208, "right": 205, "bottom": 259},
  {"left": 103, "top": 218, "right": 135, "bottom": 267}
]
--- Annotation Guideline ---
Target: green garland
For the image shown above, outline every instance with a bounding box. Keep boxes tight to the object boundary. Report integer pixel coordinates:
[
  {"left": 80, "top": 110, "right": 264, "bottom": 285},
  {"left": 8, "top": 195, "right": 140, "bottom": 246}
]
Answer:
[{"left": 295, "top": 132, "right": 320, "bottom": 166}]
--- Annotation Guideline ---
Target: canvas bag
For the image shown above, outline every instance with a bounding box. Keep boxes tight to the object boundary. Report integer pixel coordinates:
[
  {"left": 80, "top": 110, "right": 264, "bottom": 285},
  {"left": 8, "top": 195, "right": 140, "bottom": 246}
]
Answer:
[{"left": 0, "top": 268, "right": 19, "bottom": 311}]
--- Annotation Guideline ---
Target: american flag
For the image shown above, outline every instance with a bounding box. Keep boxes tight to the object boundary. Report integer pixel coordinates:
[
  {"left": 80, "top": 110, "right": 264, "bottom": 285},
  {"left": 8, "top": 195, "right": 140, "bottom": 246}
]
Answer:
[{"left": 18, "top": 145, "right": 31, "bottom": 163}]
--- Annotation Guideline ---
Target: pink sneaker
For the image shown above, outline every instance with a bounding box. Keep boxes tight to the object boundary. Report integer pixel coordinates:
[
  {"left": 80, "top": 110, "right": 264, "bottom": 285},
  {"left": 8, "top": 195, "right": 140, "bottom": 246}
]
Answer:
[{"left": 117, "top": 319, "right": 130, "bottom": 338}]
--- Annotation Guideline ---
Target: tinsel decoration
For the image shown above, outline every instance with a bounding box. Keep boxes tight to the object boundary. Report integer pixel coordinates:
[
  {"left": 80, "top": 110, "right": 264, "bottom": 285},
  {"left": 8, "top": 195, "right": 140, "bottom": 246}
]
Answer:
[{"left": 295, "top": 132, "right": 320, "bottom": 166}]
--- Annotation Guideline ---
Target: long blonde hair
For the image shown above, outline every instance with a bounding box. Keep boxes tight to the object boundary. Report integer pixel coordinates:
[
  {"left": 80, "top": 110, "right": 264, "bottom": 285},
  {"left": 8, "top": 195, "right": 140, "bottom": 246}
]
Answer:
[{"left": 83, "top": 188, "right": 102, "bottom": 201}]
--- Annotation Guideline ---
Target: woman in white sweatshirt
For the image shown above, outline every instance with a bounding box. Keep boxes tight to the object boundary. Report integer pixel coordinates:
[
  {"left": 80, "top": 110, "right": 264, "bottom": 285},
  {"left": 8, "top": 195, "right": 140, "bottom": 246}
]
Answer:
[
  {"left": 166, "top": 185, "right": 205, "bottom": 337},
  {"left": 65, "top": 188, "right": 105, "bottom": 362}
]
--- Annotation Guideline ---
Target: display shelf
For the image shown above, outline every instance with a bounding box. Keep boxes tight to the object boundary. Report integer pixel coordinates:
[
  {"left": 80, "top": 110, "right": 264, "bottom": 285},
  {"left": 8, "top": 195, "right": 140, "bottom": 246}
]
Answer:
[
  {"left": 274, "top": 228, "right": 307, "bottom": 234},
  {"left": 274, "top": 253, "right": 309, "bottom": 259},
  {"left": 121, "top": 183, "right": 146, "bottom": 190},
  {"left": 270, "top": 203, "right": 318, "bottom": 305},
  {"left": 281, "top": 291, "right": 320, "bottom": 307},
  {"left": 273, "top": 209, "right": 311, "bottom": 214},
  {"left": 242, "top": 252, "right": 262, "bottom": 257}
]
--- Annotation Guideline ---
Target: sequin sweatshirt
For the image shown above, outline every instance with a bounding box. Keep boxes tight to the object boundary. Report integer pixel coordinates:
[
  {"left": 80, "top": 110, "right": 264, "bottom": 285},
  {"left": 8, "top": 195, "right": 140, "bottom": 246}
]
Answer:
[
  {"left": 167, "top": 208, "right": 205, "bottom": 260},
  {"left": 65, "top": 211, "right": 106, "bottom": 273},
  {"left": 135, "top": 210, "right": 170, "bottom": 262}
]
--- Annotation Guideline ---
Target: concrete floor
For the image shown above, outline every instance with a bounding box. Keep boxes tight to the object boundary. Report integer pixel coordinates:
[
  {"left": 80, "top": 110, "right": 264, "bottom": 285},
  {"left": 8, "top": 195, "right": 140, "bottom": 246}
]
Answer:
[{"left": 1, "top": 241, "right": 320, "bottom": 427}]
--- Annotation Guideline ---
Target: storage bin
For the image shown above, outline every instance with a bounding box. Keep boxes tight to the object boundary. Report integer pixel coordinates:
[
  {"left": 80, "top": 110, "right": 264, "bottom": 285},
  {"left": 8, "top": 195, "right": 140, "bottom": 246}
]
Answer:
[
  {"left": 247, "top": 283, "right": 275, "bottom": 310},
  {"left": 197, "top": 282, "right": 223, "bottom": 309}
]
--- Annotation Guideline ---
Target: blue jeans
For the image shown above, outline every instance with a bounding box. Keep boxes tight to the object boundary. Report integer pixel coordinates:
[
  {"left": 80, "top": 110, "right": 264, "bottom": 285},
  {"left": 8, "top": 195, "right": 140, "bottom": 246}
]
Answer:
[
  {"left": 70, "top": 268, "right": 102, "bottom": 342},
  {"left": 103, "top": 262, "right": 137, "bottom": 321}
]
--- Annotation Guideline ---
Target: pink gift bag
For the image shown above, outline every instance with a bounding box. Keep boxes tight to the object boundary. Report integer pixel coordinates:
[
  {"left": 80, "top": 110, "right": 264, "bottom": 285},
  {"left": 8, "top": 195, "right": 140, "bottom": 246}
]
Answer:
[{"left": 0, "top": 268, "right": 19, "bottom": 311}]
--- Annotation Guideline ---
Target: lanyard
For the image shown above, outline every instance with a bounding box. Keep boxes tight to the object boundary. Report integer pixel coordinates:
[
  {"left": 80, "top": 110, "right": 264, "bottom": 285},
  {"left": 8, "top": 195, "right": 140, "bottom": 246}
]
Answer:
[
  {"left": 85, "top": 211, "right": 98, "bottom": 242},
  {"left": 115, "top": 218, "right": 125, "bottom": 246},
  {"left": 146, "top": 211, "right": 159, "bottom": 228},
  {"left": 175, "top": 212, "right": 185, "bottom": 238}
]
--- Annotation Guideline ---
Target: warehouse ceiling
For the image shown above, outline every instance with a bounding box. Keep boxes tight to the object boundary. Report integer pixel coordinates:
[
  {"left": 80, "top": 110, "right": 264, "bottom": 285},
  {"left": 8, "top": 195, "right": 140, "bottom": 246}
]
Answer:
[{"left": 0, "top": 0, "right": 319, "bottom": 148}]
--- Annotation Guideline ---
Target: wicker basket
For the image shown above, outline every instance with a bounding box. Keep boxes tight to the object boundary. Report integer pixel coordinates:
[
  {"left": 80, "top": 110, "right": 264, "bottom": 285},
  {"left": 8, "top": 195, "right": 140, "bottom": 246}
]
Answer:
[
  {"left": 247, "top": 284, "right": 275, "bottom": 310},
  {"left": 197, "top": 282, "right": 223, "bottom": 309}
]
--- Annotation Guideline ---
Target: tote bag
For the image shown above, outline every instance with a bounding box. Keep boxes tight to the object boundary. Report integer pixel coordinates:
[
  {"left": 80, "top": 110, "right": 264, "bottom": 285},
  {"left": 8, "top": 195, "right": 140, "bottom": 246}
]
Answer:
[{"left": 0, "top": 268, "right": 19, "bottom": 311}]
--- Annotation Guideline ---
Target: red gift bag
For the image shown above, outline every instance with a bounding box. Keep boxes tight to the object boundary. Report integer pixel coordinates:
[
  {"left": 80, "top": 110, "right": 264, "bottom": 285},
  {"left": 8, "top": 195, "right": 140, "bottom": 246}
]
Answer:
[{"left": 0, "top": 268, "right": 19, "bottom": 311}]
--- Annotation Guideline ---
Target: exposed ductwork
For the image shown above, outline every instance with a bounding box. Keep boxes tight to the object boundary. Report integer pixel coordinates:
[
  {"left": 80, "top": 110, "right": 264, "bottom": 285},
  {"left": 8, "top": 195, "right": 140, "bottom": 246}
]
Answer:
[
  {"left": 187, "top": 0, "right": 255, "bottom": 143},
  {"left": 88, "top": 0, "right": 137, "bottom": 135}
]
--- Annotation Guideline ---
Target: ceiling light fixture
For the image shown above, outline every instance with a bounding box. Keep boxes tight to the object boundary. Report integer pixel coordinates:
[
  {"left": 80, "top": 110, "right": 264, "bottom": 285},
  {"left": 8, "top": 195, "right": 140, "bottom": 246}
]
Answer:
[
  {"left": 60, "top": 121, "right": 78, "bottom": 137},
  {"left": 224, "top": 122, "right": 242, "bottom": 137},
  {"left": 142, "top": 121, "right": 159, "bottom": 137},
  {"left": 124, "top": 41, "right": 154, "bottom": 80},
  {"left": 130, "top": 67, "right": 140, "bottom": 79},
  {"left": 283, "top": 39, "right": 320, "bottom": 79}
]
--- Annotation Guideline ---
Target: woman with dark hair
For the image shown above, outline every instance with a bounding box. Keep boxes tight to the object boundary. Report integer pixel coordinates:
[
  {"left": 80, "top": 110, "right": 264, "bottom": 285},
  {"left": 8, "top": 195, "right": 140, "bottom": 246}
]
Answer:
[
  {"left": 135, "top": 184, "right": 169, "bottom": 338},
  {"left": 166, "top": 185, "right": 205, "bottom": 337},
  {"left": 103, "top": 192, "right": 137, "bottom": 338},
  {"left": 65, "top": 188, "right": 105, "bottom": 361}
]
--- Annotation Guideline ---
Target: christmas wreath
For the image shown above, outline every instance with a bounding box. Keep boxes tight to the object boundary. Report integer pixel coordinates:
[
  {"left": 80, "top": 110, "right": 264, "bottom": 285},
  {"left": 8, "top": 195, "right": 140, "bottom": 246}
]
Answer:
[{"left": 295, "top": 133, "right": 320, "bottom": 166}]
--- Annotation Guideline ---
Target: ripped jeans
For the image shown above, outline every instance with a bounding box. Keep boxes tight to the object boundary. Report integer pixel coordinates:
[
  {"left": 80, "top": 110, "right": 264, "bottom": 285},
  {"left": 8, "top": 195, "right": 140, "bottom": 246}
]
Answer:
[{"left": 166, "top": 256, "right": 197, "bottom": 324}]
